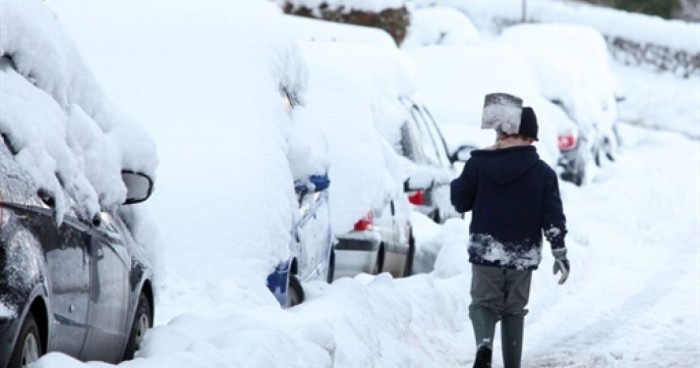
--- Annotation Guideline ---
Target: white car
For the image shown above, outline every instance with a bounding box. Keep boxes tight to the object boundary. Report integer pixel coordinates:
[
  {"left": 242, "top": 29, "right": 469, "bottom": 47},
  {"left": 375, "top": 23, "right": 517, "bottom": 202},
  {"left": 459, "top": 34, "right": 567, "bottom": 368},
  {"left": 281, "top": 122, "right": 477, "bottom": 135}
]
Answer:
[
  {"left": 48, "top": 0, "right": 334, "bottom": 308},
  {"left": 298, "top": 41, "right": 416, "bottom": 279}
]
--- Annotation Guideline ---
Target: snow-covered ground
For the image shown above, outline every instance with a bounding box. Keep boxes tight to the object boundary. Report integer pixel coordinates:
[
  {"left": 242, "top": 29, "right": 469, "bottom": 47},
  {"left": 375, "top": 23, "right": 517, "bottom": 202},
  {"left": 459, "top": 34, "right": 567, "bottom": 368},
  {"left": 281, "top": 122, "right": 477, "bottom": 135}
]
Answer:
[{"left": 17, "top": 0, "right": 700, "bottom": 367}]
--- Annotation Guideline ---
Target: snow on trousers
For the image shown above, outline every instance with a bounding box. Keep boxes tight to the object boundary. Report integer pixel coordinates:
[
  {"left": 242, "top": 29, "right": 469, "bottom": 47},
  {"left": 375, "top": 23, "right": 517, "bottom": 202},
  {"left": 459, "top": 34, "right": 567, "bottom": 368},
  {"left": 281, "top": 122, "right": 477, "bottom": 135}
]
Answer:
[{"left": 470, "top": 264, "right": 531, "bottom": 368}]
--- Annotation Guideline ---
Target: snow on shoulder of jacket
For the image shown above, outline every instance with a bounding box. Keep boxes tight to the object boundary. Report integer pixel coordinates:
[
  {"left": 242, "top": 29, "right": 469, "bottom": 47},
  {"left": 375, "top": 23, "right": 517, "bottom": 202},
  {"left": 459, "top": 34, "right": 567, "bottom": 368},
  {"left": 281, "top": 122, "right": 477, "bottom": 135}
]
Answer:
[{"left": 450, "top": 145, "right": 567, "bottom": 270}]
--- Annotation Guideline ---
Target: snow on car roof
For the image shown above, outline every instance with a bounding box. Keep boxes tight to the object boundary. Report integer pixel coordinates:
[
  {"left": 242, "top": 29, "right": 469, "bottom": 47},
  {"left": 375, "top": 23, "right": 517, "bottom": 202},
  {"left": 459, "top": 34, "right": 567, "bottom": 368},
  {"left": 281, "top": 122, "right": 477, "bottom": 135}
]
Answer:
[
  {"left": 0, "top": 0, "right": 158, "bottom": 222},
  {"left": 46, "top": 0, "right": 327, "bottom": 283}
]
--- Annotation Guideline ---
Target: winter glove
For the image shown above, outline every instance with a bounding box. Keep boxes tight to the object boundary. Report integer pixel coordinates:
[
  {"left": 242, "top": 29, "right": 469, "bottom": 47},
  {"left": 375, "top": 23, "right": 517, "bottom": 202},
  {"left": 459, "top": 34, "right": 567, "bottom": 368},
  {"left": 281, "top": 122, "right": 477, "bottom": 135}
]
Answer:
[{"left": 552, "top": 247, "right": 570, "bottom": 285}]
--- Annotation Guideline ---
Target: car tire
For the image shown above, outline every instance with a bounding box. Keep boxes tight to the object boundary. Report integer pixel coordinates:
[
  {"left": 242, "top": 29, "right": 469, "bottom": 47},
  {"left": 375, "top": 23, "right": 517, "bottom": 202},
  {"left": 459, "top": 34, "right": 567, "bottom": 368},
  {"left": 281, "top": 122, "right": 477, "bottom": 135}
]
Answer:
[
  {"left": 403, "top": 229, "right": 415, "bottom": 278},
  {"left": 123, "top": 292, "right": 152, "bottom": 360},
  {"left": 372, "top": 244, "right": 385, "bottom": 275},
  {"left": 8, "top": 311, "right": 42, "bottom": 368},
  {"left": 286, "top": 275, "right": 304, "bottom": 307},
  {"left": 326, "top": 249, "right": 336, "bottom": 284},
  {"left": 430, "top": 209, "right": 442, "bottom": 224}
]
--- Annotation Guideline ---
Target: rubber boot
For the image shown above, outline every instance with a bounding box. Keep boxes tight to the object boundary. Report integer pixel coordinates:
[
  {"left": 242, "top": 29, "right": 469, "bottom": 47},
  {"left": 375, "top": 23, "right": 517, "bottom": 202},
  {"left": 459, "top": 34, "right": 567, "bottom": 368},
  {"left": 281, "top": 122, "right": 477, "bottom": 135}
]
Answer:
[
  {"left": 501, "top": 315, "right": 524, "bottom": 368},
  {"left": 469, "top": 306, "right": 498, "bottom": 368}
]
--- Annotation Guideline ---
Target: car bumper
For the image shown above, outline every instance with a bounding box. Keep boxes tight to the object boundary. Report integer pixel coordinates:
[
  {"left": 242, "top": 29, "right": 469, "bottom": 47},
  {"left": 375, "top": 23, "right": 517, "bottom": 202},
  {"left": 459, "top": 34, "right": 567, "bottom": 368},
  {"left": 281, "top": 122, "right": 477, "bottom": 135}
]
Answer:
[{"left": 334, "top": 233, "right": 380, "bottom": 279}]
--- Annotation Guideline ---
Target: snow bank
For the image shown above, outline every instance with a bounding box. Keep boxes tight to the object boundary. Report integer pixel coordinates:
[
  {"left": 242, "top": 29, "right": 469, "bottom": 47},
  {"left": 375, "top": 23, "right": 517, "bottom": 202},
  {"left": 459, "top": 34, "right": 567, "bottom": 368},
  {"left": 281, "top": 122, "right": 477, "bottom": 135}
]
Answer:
[
  {"left": 0, "top": 0, "right": 158, "bottom": 222},
  {"left": 613, "top": 63, "right": 700, "bottom": 139},
  {"left": 444, "top": 0, "right": 700, "bottom": 76}
]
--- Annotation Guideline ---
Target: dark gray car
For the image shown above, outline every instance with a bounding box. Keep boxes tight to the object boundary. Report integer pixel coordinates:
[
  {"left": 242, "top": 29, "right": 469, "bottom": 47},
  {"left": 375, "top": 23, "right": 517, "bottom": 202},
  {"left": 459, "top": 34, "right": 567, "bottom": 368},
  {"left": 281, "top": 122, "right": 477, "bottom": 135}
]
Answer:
[{"left": 0, "top": 141, "right": 156, "bottom": 368}]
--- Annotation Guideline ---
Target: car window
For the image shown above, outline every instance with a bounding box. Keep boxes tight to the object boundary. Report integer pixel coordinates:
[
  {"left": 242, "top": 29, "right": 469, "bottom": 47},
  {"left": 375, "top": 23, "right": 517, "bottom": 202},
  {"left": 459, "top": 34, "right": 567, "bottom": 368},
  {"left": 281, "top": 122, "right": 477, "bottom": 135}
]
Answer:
[
  {"left": 407, "top": 105, "right": 441, "bottom": 166},
  {"left": 400, "top": 119, "right": 424, "bottom": 162}
]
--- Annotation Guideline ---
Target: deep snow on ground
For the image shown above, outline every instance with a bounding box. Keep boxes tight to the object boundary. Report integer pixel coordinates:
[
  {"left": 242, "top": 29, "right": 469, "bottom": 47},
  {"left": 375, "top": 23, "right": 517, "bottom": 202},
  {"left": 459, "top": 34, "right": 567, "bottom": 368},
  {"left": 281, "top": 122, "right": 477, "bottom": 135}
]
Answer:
[{"left": 29, "top": 0, "right": 700, "bottom": 367}]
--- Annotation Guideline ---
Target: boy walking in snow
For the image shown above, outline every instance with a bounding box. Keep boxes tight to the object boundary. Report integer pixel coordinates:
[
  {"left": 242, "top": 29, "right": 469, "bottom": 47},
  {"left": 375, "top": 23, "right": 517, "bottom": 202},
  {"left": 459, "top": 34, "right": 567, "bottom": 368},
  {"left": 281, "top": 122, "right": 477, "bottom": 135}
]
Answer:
[{"left": 450, "top": 95, "right": 570, "bottom": 368}]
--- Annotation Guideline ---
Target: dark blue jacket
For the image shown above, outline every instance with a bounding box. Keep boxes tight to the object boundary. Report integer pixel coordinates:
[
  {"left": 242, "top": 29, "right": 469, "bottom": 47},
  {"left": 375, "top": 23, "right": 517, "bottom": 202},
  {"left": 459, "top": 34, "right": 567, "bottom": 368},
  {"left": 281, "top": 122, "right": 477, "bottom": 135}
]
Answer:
[{"left": 450, "top": 145, "right": 566, "bottom": 270}]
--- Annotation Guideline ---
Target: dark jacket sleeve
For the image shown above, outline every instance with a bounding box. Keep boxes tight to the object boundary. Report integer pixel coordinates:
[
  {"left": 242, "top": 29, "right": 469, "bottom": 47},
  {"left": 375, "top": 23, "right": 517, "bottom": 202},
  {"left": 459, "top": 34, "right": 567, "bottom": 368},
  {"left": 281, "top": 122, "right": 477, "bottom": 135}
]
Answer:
[
  {"left": 450, "top": 160, "right": 477, "bottom": 213},
  {"left": 542, "top": 168, "right": 567, "bottom": 249}
]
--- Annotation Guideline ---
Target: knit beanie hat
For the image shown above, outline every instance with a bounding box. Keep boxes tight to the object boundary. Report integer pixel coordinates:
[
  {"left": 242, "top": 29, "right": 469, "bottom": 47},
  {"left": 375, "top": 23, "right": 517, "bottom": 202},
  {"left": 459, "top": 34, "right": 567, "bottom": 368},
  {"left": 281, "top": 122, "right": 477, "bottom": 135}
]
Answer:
[{"left": 518, "top": 107, "right": 538, "bottom": 141}]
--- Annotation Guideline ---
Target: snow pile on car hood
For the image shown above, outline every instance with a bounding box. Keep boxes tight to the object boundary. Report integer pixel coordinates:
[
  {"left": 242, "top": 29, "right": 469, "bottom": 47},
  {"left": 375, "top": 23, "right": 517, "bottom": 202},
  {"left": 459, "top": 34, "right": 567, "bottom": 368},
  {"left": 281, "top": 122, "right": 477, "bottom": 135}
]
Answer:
[{"left": 0, "top": 0, "right": 158, "bottom": 222}]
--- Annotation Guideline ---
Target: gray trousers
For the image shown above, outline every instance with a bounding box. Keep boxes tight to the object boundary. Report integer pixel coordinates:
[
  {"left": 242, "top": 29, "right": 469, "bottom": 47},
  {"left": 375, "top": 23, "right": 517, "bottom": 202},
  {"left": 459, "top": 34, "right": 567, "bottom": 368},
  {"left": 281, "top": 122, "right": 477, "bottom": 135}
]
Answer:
[
  {"left": 470, "top": 264, "right": 532, "bottom": 318},
  {"left": 470, "top": 265, "right": 532, "bottom": 367}
]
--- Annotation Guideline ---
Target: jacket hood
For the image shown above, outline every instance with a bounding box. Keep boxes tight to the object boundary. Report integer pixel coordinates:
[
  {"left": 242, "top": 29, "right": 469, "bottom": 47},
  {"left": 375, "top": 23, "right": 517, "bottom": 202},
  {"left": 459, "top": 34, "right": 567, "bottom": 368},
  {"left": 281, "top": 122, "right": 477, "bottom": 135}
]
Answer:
[{"left": 470, "top": 145, "right": 539, "bottom": 186}]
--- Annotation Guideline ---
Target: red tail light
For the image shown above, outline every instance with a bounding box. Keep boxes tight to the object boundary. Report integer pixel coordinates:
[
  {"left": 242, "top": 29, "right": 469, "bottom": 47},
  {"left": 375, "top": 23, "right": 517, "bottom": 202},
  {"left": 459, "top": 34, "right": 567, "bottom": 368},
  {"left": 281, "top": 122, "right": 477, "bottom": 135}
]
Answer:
[
  {"left": 558, "top": 133, "right": 578, "bottom": 151},
  {"left": 353, "top": 212, "right": 373, "bottom": 231},
  {"left": 408, "top": 190, "right": 425, "bottom": 206}
]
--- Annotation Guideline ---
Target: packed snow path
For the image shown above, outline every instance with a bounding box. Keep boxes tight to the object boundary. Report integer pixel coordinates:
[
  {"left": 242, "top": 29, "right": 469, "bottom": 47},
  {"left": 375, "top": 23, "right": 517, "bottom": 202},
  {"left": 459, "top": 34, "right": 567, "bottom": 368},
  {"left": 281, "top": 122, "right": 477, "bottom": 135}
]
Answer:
[{"left": 520, "top": 124, "right": 699, "bottom": 367}]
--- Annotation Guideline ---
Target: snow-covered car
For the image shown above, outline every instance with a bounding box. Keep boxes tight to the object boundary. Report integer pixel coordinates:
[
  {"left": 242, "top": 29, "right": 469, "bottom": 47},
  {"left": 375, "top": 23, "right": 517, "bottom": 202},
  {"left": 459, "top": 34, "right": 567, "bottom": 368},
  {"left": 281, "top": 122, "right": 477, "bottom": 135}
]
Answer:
[
  {"left": 407, "top": 43, "right": 576, "bottom": 168},
  {"left": 0, "top": 0, "right": 160, "bottom": 365},
  {"left": 499, "top": 23, "right": 622, "bottom": 184},
  {"left": 297, "top": 41, "right": 416, "bottom": 279},
  {"left": 0, "top": 147, "right": 156, "bottom": 367},
  {"left": 399, "top": 96, "right": 460, "bottom": 223},
  {"left": 48, "top": 0, "right": 335, "bottom": 309},
  {"left": 402, "top": 6, "right": 480, "bottom": 48},
  {"left": 267, "top": 173, "right": 334, "bottom": 306},
  {"left": 267, "top": 88, "right": 334, "bottom": 305}
]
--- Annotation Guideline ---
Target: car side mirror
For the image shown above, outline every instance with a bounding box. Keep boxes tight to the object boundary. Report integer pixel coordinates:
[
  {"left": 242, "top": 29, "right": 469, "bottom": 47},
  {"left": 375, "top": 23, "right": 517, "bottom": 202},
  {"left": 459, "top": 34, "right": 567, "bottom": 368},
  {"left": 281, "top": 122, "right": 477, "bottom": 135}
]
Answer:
[
  {"left": 449, "top": 145, "right": 476, "bottom": 163},
  {"left": 122, "top": 171, "right": 154, "bottom": 205}
]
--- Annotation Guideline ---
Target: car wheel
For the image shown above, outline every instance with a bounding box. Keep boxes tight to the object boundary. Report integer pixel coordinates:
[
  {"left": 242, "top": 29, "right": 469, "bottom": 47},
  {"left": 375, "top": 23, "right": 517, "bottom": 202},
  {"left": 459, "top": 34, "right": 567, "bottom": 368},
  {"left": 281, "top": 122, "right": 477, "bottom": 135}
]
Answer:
[
  {"left": 593, "top": 146, "right": 602, "bottom": 167},
  {"left": 403, "top": 229, "right": 415, "bottom": 278},
  {"left": 286, "top": 275, "right": 304, "bottom": 307},
  {"left": 430, "top": 209, "right": 442, "bottom": 224},
  {"left": 372, "top": 244, "right": 385, "bottom": 275},
  {"left": 8, "top": 312, "right": 42, "bottom": 368},
  {"left": 326, "top": 249, "right": 336, "bottom": 284},
  {"left": 603, "top": 137, "right": 615, "bottom": 162},
  {"left": 123, "top": 292, "right": 152, "bottom": 360}
]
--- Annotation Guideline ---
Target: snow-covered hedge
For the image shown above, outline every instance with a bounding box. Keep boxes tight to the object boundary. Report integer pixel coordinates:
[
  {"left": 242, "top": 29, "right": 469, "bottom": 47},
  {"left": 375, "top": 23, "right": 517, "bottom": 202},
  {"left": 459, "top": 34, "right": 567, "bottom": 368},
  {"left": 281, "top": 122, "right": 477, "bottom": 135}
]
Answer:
[
  {"left": 444, "top": 0, "right": 700, "bottom": 77},
  {"left": 275, "top": 0, "right": 411, "bottom": 45}
]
